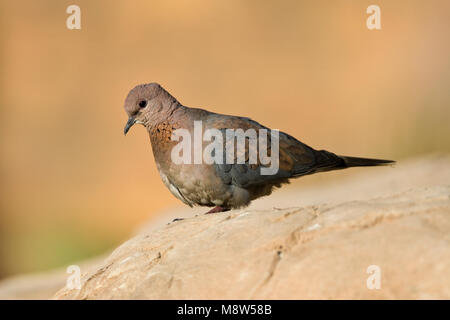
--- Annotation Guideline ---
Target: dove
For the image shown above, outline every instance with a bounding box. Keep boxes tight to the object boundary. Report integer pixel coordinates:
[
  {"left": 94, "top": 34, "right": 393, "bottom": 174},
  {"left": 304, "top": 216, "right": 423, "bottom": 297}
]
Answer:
[{"left": 124, "top": 83, "right": 394, "bottom": 213}]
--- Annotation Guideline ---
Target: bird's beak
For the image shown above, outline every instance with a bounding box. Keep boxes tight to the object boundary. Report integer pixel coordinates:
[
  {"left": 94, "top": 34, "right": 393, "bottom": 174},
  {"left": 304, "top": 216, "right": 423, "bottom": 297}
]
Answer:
[{"left": 124, "top": 117, "right": 136, "bottom": 135}]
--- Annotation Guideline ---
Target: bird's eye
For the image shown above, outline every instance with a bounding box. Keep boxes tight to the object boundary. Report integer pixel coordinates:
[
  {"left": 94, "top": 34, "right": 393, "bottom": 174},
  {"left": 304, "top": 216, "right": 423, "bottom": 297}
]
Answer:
[{"left": 138, "top": 100, "right": 148, "bottom": 108}]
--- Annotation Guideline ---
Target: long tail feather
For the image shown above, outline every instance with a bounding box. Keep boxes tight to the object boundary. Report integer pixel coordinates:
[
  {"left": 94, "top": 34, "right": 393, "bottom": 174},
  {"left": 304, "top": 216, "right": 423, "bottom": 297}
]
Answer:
[{"left": 340, "top": 156, "right": 395, "bottom": 167}]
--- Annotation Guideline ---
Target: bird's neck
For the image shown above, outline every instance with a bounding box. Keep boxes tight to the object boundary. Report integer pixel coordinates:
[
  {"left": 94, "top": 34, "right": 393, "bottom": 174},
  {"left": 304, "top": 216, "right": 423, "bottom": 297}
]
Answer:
[{"left": 146, "top": 103, "right": 187, "bottom": 163}]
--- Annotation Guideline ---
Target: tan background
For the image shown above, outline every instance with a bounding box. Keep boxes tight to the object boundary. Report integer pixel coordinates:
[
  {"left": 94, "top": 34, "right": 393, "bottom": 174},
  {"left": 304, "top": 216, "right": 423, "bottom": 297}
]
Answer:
[{"left": 0, "top": 0, "right": 449, "bottom": 277}]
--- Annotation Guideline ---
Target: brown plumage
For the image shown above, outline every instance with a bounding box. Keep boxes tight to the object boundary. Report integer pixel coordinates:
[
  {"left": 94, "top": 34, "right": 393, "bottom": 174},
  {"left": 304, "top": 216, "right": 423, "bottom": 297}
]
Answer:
[{"left": 124, "top": 83, "right": 395, "bottom": 213}]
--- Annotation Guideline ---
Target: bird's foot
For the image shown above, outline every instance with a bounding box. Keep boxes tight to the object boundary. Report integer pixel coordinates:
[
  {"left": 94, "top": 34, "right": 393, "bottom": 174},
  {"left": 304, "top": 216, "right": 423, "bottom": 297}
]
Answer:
[{"left": 205, "top": 206, "right": 230, "bottom": 214}]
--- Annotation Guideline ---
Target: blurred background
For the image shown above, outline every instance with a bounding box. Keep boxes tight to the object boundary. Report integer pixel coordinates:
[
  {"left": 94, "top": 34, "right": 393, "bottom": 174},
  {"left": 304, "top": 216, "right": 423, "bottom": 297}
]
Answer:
[{"left": 0, "top": 0, "right": 449, "bottom": 278}]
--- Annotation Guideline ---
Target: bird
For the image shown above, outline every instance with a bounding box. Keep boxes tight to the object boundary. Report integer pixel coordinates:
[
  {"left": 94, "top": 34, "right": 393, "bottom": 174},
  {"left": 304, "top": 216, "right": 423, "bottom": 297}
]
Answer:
[{"left": 123, "top": 83, "right": 395, "bottom": 214}]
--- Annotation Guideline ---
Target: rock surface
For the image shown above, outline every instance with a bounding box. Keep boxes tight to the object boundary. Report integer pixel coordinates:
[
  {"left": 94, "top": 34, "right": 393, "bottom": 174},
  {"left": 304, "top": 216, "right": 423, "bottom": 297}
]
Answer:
[
  {"left": 1, "top": 155, "right": 449, "bottom": 299},
  {"left": 54, "top": 156, "right": 450, "bottom": 299}
]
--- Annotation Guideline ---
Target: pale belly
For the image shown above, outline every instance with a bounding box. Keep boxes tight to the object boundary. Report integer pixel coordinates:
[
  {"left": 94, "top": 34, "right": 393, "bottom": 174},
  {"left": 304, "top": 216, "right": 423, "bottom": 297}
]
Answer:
[{"left": 156, "top": 163, "right": 235, "bottom": 208}]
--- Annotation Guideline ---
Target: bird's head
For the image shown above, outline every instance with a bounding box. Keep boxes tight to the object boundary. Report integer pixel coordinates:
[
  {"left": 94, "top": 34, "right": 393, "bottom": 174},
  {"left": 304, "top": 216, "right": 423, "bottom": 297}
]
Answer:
[{"left": 123, "top": 83, "right": 176, "bottom": 135}]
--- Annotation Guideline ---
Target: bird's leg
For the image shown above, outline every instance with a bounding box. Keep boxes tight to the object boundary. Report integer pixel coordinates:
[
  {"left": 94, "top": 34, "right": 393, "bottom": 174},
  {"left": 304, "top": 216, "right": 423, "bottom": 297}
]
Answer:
[{"left": 205, "top": 206, "right": 230, "bottom": 214}]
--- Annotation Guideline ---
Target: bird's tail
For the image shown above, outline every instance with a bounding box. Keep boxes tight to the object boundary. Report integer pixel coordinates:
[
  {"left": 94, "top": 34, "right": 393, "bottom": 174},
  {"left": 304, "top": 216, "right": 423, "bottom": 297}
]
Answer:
[
  {"left": 291, "top": 150, "right": 395, "bottom": 177},
  {"left": 339, "top": 155, "right": 395, "bottom": 168}
]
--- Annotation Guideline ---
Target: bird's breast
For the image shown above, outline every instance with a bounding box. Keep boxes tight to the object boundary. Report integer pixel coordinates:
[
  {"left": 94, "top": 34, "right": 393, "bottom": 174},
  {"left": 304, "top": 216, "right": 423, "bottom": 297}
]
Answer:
[{"left": 156, "top": 161, "right": 235, "bottom": 208}]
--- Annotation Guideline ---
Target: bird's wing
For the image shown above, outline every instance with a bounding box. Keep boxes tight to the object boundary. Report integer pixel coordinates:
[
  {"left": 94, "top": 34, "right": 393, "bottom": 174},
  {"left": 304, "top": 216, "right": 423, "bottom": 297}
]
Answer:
[{"left": 205, "top": 115, "right": 344, "bottom": 188}]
